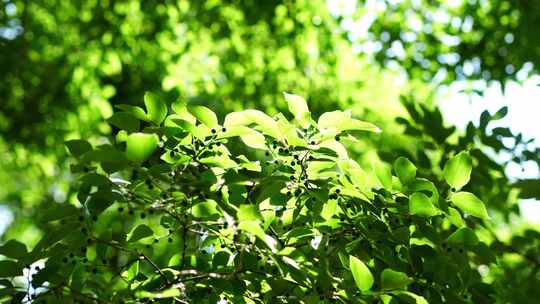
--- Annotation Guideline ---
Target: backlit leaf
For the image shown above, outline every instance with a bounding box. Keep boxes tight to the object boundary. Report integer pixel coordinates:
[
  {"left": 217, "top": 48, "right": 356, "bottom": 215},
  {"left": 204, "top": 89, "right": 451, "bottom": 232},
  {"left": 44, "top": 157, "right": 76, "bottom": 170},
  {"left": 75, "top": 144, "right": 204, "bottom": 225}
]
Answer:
[
  {"left": 126, "top": 133, "right": 159, "bottom": 162},
  {"left": 451, "top": 191, "right": 490, "bottom": 220},
  {"left": 349, "top": 255, "right": 374, "bottom": 292},
  {"left": 128, "top": 224, "right": 154, "bottom": 242},
  {"left": 409, "top": 192, "right": 439, "bottom": 217},
  {"left": 394, "top": 157, "right": 416, "bottom": 185},
  {"left": 381, "top": 268, "right": 413, "bottom": 290},
  {"left": 284, "top": 92, "right": 311, "bottom": 128},
  {"left": 144, "top": 92, "right": 167, "bottom": 125},
  {"left": 443, "top": 151, "right": 472, "bottom": 190}
]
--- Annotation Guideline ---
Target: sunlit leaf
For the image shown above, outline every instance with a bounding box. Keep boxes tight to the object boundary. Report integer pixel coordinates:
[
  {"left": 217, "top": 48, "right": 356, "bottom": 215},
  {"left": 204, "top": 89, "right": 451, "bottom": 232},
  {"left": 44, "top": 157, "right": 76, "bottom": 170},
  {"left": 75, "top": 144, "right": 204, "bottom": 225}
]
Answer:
[
  {"left": 224, "top": 110, "right": 280, "bottom": 138},
  {"left": 409, "top": 192, "right": 439, "bottom": 217},
  {"left": 128, "top": 224, "right": 154, "bottom": 242},
  {"left": 284, "top": 92, "right": 311, "bottom": 128},
  {"left": 144, "top": 92, "right": 167, "bottom": 125},
  {"left": 126, "top": 133, "right": 159, "bottom": 162},
  {"left": 381, "top": 268, "right": 413, "bottom": 290},
  {"left": 451, "top": 192, "right": 490, "bottom": 220},
  {"left": 394, "top": 157, "right": 416, "bottom": 185},
  {"left": 189, "top": 105, "right": 218, "bottom": 128},
  {"left": 443, "top": 151, "right": 472, "bottom": 190},
  {"left": 135, "top": 288, "right": 181, "bottom": 299},
  {"left": 126, "top": 260, "right": 139, "bottom": 281},
  {"left": 349, "top": 255, "right": 374, "bottom": 292},
  {"left": 447, "top": 227, "right": 479, "bottom": 246}
]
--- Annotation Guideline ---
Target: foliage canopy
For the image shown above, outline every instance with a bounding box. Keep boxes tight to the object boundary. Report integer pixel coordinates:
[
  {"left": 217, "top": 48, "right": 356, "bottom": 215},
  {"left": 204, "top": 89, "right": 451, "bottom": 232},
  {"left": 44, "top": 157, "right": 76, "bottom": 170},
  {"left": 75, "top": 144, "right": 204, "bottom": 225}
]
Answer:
[
  {"left": 2, "top": 0, "right": 540, "bottom": 303},
  {"left": 0, "top": 93, "right": 537, "bottom": 303}
]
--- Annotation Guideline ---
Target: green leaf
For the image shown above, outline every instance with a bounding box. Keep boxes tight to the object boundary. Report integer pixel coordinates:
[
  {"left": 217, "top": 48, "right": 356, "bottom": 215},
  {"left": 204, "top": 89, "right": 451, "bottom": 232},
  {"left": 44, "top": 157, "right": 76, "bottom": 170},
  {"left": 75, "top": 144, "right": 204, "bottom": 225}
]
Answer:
[
  {"left": 239, "top": 129, "right": 267, "bottom": 150},
  {"left": 394, "top": 157, "right": 416, "bottom": 185},
  {"left": 375, "top": 161, "right": 393, "bottom": 189},
  {"left": 349, "top": 255, "right": 374, "bottom": 292},
  {"left": 0, "top": 261, "right": 21, "bottom": 277},
  {"left": 447, "top": 227, "right": 479, "bottom": 246},
  {"left": 144, "top": 92, "right": 167, "bottom": 125},
  {"left": 171, "top": 101, "right": 196, "bottom": 121},
  {"left": 381, "top": 268, "right": 413, "bottom": 290},
  {"left": 512, "top": 179, "right": 540, "bottom": 199},
  {"left": 108, "top": 112, "right": 140, "bottom": 133},
  {"left": 238, "top": 221, "right": 277, "bottom": 253},
  {"left": 492, "top": 106, "right": 508, "bottom": 120},
  {"left": 318, "top": 110, "right": 380, "bottom": 133},
  {"left": 128, "top": 224, "right": 154, "bottom": 242},
  {"left": 409, "top": 192, "right": 439, "bottom": 217},
  {"left": 223, "top": 110, "right": 280, "bottom": 139},
  {"left": 0, "top": 240, "right": 28, "bottom": 261},
  {"left": 40, "top": 204, "right": 79, "bottom": 222},
  {"left": 126, "top": 133, "right": 159, "bottom": 162},
  {"left": 238, "top": 205, "right": 262, "bottom": 222},
  {"left": 189, "top": 105, "right": 218, "bottom": 128},
  {"left": 284, "top": 92, "right": 311, "bottom": 128},
  {"left": 81, "top": 147, "right": 126, "bottom": 163},
  {"left": 192, "top": 200, "right": 222, "bottom": 219},
  {"left": 135, "top": 288, "right": 181, "bottom": 299},
  {"left": 443, "top": 151, "right": 472, "bottom": 190},
  {"left": 65, "top": 140, "right": 92, "bottom": 157},
  {"left": 391, "top": 291, "right": 428, "bottom": 304},
  {"left": 115, "top": 104, "right": 148, "bottom": 121},
  {"left": 411, "top": 178, "right": 439, "bottom": 206},
  {"left": 126, "top": 260, "right": 139, "bottom": 281},
  {"left": 446, "top": 207, "right": 464, "bottom": 227},
  {"left": 451, "top": 191, "right": 490, "bottom": 220}
]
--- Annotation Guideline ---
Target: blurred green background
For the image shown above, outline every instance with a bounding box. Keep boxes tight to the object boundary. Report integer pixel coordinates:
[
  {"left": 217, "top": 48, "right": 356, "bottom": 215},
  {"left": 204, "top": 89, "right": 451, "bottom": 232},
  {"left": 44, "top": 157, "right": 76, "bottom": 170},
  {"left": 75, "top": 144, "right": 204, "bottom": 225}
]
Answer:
[{"left": 1, "top": 0, "right": 540, "bottom": 301}]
